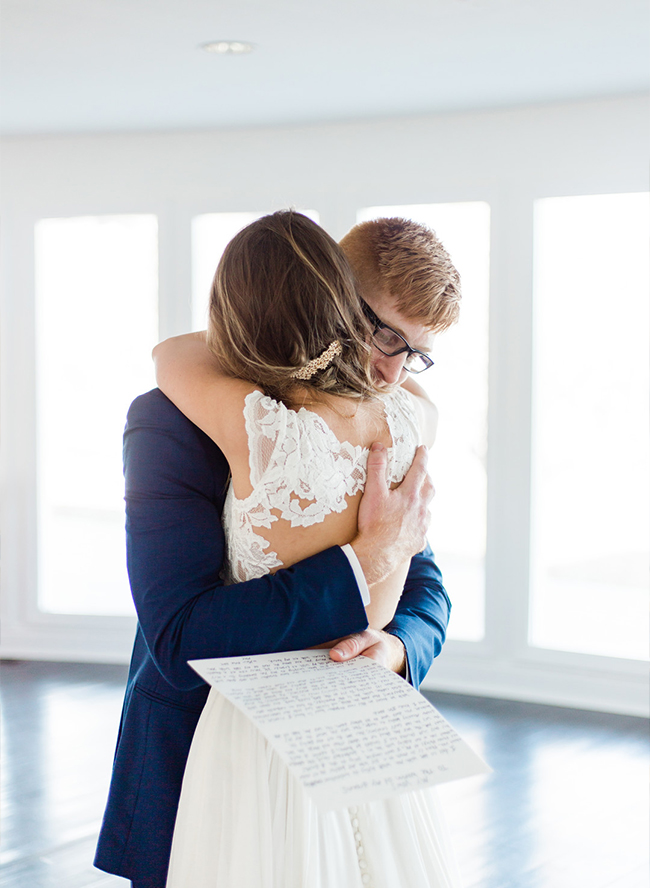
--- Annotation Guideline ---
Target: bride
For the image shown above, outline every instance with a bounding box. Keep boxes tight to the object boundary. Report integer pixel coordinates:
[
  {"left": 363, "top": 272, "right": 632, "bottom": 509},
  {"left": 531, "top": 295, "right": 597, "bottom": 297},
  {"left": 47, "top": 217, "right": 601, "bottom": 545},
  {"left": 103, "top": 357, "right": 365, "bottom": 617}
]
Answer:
[{"left": 153, "top": 211, "right": 462, "bottom": 887}]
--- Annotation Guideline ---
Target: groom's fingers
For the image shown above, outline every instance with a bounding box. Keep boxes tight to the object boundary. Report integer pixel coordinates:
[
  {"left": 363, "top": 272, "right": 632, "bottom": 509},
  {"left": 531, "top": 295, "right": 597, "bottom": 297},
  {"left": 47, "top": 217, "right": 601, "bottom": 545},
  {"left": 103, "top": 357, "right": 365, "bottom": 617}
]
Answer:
[
  {"left": 396, "top": 445, "right": 434, "bottom": 553},
  {"left": 401, "top": 445, "right": 434, "bottom": 502},
  {"left": 329, "top": 631, "right": 368, "bottom": 661},
  {"left": 351, "top": 442, "right": 434, "bottom": 586},
  {"left": 329, "top": 630, "right": 406, "bottom": 675},
  {"left": 359, "top": 442, "right": 389, "bottom": 513}
]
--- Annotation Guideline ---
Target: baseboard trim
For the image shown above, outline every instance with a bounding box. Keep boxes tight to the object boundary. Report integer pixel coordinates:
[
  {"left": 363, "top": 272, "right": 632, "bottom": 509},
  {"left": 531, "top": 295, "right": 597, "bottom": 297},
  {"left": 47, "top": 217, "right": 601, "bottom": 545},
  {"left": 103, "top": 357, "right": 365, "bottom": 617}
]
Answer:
[{"left": 423, "top": 653, "right": 649, "bottom": 717}]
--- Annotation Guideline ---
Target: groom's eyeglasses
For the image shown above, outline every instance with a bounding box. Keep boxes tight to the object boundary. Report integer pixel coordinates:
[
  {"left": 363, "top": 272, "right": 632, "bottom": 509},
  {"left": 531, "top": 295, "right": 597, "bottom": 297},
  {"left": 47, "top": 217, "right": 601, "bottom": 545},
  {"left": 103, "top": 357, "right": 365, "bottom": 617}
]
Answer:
[{"left": 362, "top": 301, "right": 434, "bottom": 374}]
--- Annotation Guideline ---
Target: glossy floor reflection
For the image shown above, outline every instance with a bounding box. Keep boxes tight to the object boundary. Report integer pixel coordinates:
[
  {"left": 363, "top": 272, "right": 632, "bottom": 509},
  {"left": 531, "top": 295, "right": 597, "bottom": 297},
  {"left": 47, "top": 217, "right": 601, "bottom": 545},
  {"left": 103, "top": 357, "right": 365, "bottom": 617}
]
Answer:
[
  {"left": 1, "top": 660, "right": 647, "bottom": 888},
  {"left": 427, "top": 691, "right": 649, "bottom": 888}
]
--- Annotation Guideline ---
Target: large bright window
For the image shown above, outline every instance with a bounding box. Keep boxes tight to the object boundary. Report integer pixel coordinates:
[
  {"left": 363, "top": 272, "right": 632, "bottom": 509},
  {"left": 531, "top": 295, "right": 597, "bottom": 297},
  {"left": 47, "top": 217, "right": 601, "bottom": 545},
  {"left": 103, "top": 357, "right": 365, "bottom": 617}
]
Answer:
[
  {"left": 35, "top": 215, "right": 158, "bottom": 616},
  {"left": 530, "top": 193, "right": 649, "bottom": 660},
  {"left": 357, "top": 203, "right": 491, "bottom": 642}
]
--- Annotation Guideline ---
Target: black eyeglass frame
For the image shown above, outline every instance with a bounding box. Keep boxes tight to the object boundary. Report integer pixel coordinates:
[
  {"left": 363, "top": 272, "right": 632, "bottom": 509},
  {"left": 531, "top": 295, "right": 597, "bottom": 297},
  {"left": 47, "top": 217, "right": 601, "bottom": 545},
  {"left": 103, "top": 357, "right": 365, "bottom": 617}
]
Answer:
[{"left": 362, "top": 301, "right": 434, "bottom": 374}]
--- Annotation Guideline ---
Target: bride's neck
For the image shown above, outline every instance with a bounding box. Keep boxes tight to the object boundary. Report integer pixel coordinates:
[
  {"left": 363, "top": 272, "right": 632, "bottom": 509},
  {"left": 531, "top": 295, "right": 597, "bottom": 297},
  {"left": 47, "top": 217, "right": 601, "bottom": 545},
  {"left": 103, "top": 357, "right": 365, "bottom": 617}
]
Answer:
[{"left": 286, "top": 385, "right": 385, "bottom": 425}]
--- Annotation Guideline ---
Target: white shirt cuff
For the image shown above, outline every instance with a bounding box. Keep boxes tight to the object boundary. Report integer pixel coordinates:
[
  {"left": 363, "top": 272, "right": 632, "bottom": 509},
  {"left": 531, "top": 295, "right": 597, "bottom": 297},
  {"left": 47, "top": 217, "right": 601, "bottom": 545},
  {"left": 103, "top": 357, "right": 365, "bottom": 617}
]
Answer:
[{"left": 340, "top": 544, "right": 371, "bottom": 607}]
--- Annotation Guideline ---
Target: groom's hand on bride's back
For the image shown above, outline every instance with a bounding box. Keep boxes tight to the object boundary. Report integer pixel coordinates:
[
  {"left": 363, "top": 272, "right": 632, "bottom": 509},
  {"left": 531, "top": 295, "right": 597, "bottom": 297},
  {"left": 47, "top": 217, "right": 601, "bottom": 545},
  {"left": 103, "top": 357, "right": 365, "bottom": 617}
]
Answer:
[{"left": 351, "top": 442, "right": 434, "bottom": 586}]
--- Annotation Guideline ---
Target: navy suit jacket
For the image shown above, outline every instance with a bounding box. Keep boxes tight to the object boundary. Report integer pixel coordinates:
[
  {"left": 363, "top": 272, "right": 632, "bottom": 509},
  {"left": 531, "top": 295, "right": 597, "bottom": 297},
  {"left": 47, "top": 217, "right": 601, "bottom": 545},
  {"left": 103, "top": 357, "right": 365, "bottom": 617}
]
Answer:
[{"left": 94, "top": 389, "right": 451, "bottom": 887}]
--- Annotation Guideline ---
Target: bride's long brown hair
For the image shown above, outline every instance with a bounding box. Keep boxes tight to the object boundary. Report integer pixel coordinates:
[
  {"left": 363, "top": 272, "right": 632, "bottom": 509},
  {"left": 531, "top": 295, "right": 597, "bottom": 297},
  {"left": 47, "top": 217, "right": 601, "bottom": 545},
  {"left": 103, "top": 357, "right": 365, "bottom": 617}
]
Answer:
[{"left": 206, "top": 210, "right": 380, "bottom": 405}]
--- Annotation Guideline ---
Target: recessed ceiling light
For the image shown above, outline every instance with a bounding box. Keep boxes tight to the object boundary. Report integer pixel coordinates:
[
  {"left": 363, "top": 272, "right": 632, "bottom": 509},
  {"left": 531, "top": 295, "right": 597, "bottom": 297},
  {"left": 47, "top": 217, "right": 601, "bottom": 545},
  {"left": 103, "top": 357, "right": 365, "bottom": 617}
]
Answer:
[{"left": 200, "top": 41, "right": 254, "bottom": 55}]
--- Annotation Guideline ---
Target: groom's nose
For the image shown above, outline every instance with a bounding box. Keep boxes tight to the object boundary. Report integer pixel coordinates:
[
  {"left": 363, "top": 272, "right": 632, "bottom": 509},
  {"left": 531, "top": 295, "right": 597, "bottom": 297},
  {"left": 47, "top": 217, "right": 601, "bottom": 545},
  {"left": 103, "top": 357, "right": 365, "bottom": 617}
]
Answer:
[{"left": 371, "top": 350, "right": 408, "bottom": 387}]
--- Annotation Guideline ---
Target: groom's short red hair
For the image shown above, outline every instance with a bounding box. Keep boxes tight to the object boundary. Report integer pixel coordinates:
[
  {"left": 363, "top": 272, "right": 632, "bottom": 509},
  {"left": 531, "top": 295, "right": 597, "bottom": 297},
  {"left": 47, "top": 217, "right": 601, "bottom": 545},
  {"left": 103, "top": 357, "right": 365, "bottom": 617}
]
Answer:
[{"left": 340, "top": 217, "right": 461, "bottom": 332}]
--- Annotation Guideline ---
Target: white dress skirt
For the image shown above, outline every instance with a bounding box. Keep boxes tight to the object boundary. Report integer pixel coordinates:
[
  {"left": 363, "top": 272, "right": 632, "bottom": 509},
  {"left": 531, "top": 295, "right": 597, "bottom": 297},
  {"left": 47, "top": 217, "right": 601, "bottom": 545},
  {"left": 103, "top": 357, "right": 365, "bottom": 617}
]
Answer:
[
  {"left": 166, "top": 689, "right": 462, "bottom": 888},
  {"left": 166, "top": 389, "right": 463, "bottom": 887}
]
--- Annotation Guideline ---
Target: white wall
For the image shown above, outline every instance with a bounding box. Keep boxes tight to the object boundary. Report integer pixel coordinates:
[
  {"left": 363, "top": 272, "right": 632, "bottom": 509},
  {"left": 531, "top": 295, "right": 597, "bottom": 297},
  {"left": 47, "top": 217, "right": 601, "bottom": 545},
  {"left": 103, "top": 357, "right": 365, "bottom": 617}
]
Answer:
[
  {"left": 3, "top": 96, "right": 647, "bottom": 219},
  {"left": 2, "top": 94, "right": 648, "bottom": 714}
]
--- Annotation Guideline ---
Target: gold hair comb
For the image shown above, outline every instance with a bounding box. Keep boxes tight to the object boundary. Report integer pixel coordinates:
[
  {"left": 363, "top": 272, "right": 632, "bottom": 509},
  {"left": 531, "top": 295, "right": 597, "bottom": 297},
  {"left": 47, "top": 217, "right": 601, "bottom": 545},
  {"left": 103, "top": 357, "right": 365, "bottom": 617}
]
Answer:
[{"left": 289, "top": 340, "right": 342, "bottom": 380}]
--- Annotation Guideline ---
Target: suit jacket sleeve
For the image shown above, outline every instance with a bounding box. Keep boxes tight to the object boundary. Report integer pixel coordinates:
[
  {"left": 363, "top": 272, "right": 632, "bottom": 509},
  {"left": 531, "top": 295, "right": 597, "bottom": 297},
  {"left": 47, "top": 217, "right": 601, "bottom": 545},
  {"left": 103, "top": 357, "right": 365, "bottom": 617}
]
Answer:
[
  {"left": 385, "top": 545, "right": 451, "bottom": 691},
  {"left": 124, "top": 390, "right": 369, "bottom": 691}
]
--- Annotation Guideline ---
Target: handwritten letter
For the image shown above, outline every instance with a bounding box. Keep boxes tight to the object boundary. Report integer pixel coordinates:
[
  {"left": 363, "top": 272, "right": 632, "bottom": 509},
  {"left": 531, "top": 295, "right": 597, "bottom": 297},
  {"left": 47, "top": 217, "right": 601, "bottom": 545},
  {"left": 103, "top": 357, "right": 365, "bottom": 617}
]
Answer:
[{"left": 189, "top": 650, "right": 490, "bottom": 811}]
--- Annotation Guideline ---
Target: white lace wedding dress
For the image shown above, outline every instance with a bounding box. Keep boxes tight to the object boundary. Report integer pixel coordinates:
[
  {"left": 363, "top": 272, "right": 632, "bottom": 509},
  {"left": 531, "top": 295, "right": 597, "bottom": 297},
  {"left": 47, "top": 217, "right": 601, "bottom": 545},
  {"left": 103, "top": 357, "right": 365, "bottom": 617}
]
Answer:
[{"left": 166, "top": 388, "right": 462, "bottom": 888}]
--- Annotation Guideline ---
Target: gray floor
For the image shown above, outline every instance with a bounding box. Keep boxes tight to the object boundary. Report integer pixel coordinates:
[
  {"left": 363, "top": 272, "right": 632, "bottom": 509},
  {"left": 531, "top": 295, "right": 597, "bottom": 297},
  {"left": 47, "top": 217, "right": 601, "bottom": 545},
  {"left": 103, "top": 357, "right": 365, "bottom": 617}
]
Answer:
[{"left": 1, "top": 660, "right": 648, "bottom": 888}]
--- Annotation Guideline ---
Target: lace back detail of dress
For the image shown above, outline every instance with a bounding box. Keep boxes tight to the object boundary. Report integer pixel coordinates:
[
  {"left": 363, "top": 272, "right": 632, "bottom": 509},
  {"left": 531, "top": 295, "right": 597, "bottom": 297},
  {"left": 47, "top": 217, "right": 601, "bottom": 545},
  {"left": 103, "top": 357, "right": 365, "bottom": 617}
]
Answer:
[{"left": 222, "top": 388, "right": 420, "bottom": 584}]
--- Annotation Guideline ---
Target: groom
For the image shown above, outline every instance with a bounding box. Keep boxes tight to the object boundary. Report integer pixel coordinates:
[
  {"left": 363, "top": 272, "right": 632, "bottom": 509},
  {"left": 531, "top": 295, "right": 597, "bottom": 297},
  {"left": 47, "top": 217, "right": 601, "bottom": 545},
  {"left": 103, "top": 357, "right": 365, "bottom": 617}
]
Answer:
[{"left": 95, "top": 216, "right": 461, "bottom": 888}]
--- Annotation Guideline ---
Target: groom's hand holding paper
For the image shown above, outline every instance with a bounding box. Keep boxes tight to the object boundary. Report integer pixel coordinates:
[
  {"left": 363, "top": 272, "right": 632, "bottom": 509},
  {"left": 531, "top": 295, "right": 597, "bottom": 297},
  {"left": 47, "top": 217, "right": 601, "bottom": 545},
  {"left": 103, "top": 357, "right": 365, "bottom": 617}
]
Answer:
[
  {"left": 329, "top": 628, "right": 407, "bottom": 675},
  {"left": 189, "top": 650, "right": 490, "bottom": 812}
]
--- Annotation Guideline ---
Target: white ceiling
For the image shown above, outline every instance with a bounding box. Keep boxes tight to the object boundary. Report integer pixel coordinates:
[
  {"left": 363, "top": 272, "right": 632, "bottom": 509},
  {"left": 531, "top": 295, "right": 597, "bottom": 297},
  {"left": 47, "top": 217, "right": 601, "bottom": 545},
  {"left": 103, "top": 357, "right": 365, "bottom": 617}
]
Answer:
[{"left": 1, "top": 0, "right": 648, "bottom": 135}]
